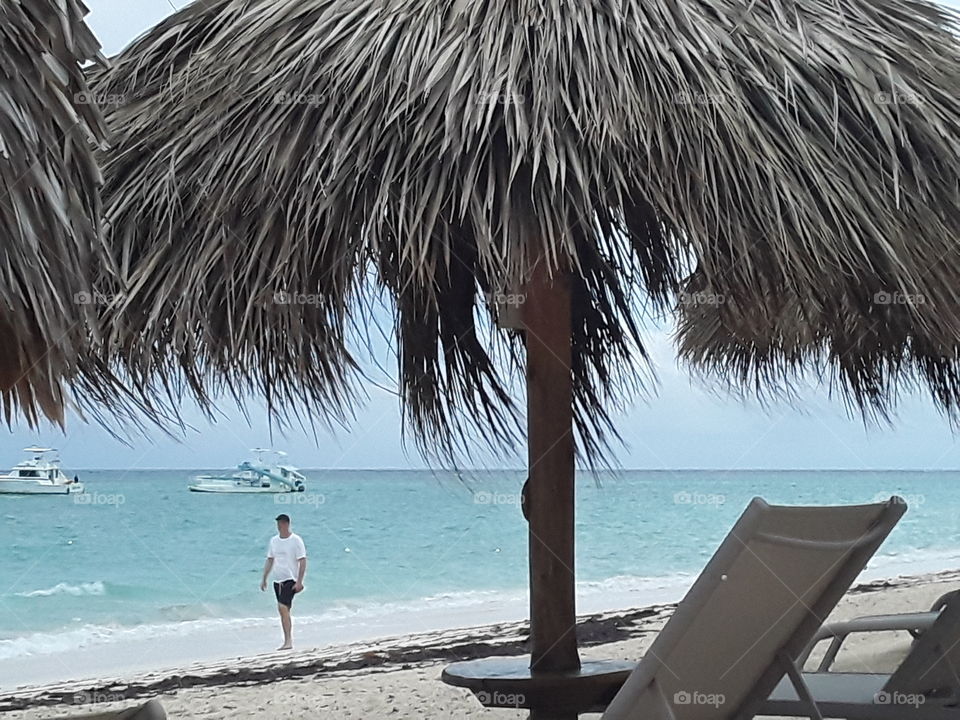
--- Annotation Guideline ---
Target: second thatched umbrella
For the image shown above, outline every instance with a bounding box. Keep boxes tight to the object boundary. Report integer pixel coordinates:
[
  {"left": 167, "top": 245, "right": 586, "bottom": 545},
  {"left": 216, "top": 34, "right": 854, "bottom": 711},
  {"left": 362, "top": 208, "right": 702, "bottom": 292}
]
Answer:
[
  {"left": 91, "top": 0, "right": 960, "bottom": 715},
  {"left": 0, "top": 0, "right": 126, "bottom": 426}
]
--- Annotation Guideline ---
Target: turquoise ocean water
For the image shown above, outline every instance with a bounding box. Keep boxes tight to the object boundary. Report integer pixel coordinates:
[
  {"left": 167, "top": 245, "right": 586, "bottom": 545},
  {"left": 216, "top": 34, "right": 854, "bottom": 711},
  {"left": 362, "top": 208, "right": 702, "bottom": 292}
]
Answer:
[{"left": 1, "top": 469, "right": 958, "bottom": 684}]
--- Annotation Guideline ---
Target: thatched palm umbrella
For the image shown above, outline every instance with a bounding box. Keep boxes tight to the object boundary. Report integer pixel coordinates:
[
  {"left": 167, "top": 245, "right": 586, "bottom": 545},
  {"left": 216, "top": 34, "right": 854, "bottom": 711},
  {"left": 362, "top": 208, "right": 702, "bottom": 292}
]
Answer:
[
  {"left": 0, "top": 0, "right": 131, "bottom": 426},
  {"left": 676, "top": 272, "right": 960, "bottom": 419},
  {"left": 90, "top": 0, "right": 960, "bottom": 714}
]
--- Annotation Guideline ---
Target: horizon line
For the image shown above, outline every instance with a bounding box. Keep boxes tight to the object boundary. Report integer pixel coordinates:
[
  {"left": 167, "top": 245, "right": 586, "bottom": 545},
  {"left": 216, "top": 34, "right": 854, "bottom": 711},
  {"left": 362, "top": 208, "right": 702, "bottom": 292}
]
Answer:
[{"left": 67, "top": 466, "right": 960, "bottom": 473}]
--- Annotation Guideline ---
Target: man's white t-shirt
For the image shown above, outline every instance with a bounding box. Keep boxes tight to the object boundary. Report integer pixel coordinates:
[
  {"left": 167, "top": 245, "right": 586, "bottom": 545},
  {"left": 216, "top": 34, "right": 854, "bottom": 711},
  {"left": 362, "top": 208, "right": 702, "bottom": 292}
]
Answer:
[{"left": 267, "top": 533, "right": 307, "bottom": 583}]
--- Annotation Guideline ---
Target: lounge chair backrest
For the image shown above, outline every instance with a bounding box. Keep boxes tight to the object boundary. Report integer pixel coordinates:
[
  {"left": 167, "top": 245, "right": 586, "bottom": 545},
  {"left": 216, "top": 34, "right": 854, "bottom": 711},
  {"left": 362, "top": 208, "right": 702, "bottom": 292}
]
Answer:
[
  {"left": 884, "top": 590, "right": 960, "bottom": 701},
  {"left": 602, "top": 497, "right": 905, "bottom": 720}
]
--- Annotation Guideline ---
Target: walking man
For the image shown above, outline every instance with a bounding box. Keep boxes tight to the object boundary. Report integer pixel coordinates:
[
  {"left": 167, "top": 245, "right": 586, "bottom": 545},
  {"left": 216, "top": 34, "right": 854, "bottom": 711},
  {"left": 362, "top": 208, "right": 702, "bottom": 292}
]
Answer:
[{"left": 260, "top": 513, "right": 307, "bottom": 650}]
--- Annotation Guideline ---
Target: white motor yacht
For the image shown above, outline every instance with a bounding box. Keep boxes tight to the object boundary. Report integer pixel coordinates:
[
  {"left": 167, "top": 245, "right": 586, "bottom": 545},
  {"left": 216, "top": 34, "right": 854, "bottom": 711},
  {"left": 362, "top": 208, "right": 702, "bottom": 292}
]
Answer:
[
  {"left": 188, "top": 449, "right": 307, "bottom": 494},
  {"left": 0, "top": 447, "right": 83, "bottom": 495}
]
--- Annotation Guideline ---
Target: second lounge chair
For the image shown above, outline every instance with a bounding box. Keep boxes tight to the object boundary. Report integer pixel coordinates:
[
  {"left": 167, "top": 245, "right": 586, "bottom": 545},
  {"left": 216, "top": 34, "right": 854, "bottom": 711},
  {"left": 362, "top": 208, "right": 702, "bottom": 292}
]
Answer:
[{"left": 762, "top": 589, "right": 960, "bottom": 718}]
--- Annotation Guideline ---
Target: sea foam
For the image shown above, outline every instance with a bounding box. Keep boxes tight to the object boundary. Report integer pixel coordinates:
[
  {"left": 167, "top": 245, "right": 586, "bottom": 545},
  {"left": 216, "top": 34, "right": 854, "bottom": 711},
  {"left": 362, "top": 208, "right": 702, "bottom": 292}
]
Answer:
[{"left": 16, "top": 581, "right": 106, "bottom": 598}]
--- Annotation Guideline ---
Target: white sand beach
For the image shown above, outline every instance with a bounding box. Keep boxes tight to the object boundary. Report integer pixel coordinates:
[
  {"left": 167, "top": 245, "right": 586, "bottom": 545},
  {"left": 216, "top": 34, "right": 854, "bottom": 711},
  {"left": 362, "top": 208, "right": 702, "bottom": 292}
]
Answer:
[{"left": 3, "top": 570, "right": 957, "bottom": 719}]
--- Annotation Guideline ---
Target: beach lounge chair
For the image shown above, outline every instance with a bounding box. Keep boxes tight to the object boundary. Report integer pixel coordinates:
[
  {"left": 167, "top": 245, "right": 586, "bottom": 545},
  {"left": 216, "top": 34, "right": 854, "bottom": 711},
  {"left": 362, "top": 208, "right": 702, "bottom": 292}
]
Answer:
[
  {"left": 69, "top": 699, "right": 166, "bottom": 720},
  {"left": 600, "top": 497, "right": 905, "bottom": 720},
  {"left": 800, "top": 589, "right": 959, "bottom": 673},
  {"left": 761, "top": 589, "right": 960, "bottom": 718}
]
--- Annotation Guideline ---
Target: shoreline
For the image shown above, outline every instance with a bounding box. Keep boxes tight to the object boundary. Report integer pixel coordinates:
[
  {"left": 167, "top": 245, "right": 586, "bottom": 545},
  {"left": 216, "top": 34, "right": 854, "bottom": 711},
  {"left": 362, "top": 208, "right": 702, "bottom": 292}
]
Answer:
[
  {"left": 3, "top": 568, "right": 960, "bottom": 715},
  {"left": 3, "top": 546, "right": 956, "bottom": 693},
  {"left": 0, "top": 604, "right": 673, "bottom": 712},
  {"left": 0, "top": 573, "right": 697, "bottom": 692}
]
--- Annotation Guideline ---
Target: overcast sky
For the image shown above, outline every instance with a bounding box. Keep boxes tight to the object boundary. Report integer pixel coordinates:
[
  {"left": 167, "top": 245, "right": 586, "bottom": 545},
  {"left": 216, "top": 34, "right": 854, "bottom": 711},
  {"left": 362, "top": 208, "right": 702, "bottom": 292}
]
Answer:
[{"left": 4, "top": 1, "right": 959, "bottom": 471}]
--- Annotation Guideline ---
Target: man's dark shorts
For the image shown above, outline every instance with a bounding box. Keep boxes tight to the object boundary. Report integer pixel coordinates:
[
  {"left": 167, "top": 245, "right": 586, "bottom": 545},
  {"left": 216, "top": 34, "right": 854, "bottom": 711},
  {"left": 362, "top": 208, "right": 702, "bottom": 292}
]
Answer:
[{"left": 274, "top": 580, "right": 296, "bottom": 608}]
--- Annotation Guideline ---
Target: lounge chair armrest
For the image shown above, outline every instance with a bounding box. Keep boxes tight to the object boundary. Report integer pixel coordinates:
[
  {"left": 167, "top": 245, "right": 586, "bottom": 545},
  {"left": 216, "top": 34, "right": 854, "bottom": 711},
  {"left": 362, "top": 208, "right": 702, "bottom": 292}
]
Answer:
[{"left": 802, "top": 612, "right": 938, "bottom": 672}]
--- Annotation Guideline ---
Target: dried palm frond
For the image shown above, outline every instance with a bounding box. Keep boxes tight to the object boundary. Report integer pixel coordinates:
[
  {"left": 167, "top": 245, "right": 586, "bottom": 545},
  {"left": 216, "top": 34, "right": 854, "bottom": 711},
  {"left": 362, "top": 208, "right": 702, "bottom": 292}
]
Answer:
[
  {"left": 676, "top": 269, "right": 960, "bottom": 422},
  {"left": 92, "top": 0, "right": 960, "bottom": 458},
  {"left": 0, "top": 0, "right": 126, "bottom": 426}
]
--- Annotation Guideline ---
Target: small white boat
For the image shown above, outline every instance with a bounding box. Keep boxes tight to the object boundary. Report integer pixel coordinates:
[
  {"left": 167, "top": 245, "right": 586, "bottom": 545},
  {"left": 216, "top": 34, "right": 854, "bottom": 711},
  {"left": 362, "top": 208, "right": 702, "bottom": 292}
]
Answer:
[
  {"left": 189, "top": 449, "right": 307, "bottom": 494},
  {"left": 0, "top": 447, "right": 83, "bottom": 495}
]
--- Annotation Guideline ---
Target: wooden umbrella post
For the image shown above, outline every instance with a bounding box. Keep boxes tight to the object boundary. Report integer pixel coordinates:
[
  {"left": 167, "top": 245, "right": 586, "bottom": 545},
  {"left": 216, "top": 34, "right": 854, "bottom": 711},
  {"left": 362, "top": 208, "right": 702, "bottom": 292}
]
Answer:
[
  {"left": 524, "top": 259, "right": 580, "bottom": 718},
  {"left": 438, "top": 266, "right": 624, "bottom": 719}
]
